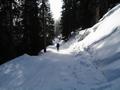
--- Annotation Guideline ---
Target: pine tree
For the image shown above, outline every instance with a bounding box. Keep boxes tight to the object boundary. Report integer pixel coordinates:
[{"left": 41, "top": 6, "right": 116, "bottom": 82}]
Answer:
[
  {"left": 61, "top": 0, "right": 76, "bottom": 40},
  {"left": 12, "top": 0, "right": 24, "bottom": 55},
  {"left": 0, "top": 0, "right": 17, "bottom": 64},
  {"left": 44, "top": 2, "right": 54, "bottom": 45},
  {"left": 39, "top": 0, "right": 54, "bottom": 52},
  {"left": 23, "top": 0, "right": 42, "bottom": 55}
]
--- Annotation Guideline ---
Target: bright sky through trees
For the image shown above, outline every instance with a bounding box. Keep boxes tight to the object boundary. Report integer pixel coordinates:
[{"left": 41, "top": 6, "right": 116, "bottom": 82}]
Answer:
[{"left": 49, "top": 0, "right": 63, "bottom": 20}]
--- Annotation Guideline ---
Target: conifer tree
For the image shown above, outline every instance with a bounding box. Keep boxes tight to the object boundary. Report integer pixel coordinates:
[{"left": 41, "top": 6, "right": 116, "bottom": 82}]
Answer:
[
  {"left": 0, "top": 0, "right": 16, "bottom": 63},
  {"left": 23, "top": 0, "right": 42, "bottom": 55}
]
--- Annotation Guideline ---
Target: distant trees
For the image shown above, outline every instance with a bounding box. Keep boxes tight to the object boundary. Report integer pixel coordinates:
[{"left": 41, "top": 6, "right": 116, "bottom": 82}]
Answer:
[
  {"left": 39, "top": 0, "right": 54, "bottom": 52},
  {"left": 44, "top": 3, "right": 54, "bottom": 46},
  {"left": 0, "top": 0, "right": 54, "bottom": 64},
  {"left": 61, "top": 0, "right": 120, "bottom": 40},
  {"left": 54, "top": 20, "right": 62, "bottom": 37}
]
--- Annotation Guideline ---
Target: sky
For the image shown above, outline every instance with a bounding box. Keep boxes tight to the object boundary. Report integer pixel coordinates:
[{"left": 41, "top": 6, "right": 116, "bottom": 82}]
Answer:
[{"left": 49, "top": 0, "right": 63, "bottom": 20}]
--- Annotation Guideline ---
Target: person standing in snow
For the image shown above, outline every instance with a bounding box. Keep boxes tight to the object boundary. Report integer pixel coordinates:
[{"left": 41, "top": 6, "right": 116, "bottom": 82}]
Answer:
[{"left": 56, "top": 43, "right": 60, "bottom": 51}]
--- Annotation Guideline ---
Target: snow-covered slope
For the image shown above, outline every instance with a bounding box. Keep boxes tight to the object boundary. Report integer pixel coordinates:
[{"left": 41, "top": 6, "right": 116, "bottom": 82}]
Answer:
[
  {"left": 71, "top": 4, "right": 120, "bottom": 55},
  {"left": 0, "top": 4, "right": 120, "bottom": 90},
  {"left": 71, "top": 4, "right": 120, "bottom": 90},
  {"left": 72, "top": 4, "right": 120, "bottom": 61}
]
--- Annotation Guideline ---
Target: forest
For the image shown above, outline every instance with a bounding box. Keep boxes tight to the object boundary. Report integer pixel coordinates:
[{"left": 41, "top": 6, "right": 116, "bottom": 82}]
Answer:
[
  {"left": 0, "top": 0, "right": 54, "bottom": 64},
  {"left": 0, "top": 0, "right": 120, "bottom": 64}
]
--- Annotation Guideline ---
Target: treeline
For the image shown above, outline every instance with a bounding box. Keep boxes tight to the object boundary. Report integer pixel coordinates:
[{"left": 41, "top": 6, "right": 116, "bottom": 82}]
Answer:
[
  {"left": 61, "top": 0, "right": 120, "bottom": 39},
  {"left": 0, "top": 0, "right": 54, "bottom": 64}
]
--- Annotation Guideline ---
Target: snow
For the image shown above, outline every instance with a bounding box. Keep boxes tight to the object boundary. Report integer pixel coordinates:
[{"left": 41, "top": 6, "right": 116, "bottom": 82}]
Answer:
[
  {"left": 0, "top": 50, "right": 107, "bottom": 90},
  {"left": 70, "top": 5, "right": 120, "bottom": 53},
  {"left": 70, "top": 4, "right": 120, "bottom": 90},
  {"left": 0, "top": 4, "right": 120, "bottom": 90}
]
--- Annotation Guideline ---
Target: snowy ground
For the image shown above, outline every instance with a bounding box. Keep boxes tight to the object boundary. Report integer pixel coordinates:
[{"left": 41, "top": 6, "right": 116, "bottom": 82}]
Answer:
[
  {"left": 0, "top": 4, "right": 120, "bottom": 90},
  {"left": 0, "top": 42, "right": 119, "bottom": 90},
  {"left": 0, "top": 45, "right": 108, "bottom": 90}
]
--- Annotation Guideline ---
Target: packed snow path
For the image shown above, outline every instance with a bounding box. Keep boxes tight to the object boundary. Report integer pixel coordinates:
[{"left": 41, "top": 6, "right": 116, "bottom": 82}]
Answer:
[{"left": 0, "top": 45, "right": 111, "bottom": 90}]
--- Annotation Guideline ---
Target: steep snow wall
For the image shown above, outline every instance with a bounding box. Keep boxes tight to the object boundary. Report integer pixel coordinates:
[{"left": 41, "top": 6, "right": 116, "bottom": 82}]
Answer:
[
  {"left": 72, "top": 4, "right": 120, "bottom": 60},
  {"left": 71, "top": 4, "right": 120, "bottom": 90}
]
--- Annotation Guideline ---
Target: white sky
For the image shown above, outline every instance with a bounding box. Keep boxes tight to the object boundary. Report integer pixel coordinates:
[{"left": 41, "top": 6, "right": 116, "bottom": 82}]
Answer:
[{"left": 49, "top": 0, "right": 63, "bottom": 20}]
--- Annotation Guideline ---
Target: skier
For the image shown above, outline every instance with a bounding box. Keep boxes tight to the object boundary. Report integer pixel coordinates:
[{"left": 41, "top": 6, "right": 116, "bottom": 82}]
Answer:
[{"left": 56, "top": 43, "right": 60, "bottom": 51}]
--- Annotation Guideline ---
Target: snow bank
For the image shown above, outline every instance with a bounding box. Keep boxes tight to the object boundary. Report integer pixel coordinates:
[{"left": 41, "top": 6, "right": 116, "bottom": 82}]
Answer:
[
  {"left": 71, "top": 4, "right": 120, "bottom": 90},
  {"left": 71, "top": 4, "right": 120, "bottom": 58},
  {"left": 85, "top": 4, "right": 120, "bottom": 59}
]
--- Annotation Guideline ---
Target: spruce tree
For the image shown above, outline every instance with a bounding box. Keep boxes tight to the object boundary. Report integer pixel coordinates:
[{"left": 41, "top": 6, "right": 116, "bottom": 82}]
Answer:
[
  {"left": 23, "top": 0, "right": 42, "bottom": 55},
  {"left": 0, "top": 0, "right": 16, "bottom": 63}
]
